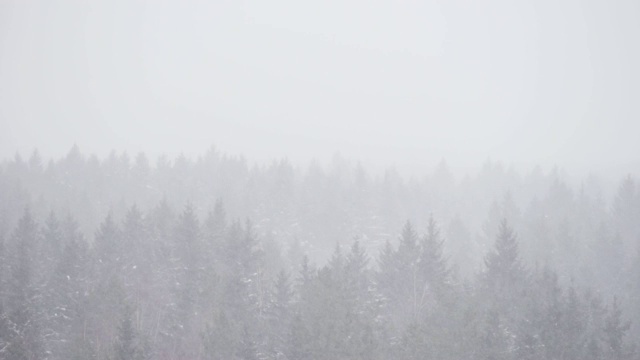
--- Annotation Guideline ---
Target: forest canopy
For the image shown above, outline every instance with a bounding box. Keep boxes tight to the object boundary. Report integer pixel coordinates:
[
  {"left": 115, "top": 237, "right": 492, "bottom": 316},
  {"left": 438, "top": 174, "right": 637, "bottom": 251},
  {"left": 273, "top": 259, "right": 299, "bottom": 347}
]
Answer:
[{"left": 1, "top": 147, "right": 639, "bottom": 360}]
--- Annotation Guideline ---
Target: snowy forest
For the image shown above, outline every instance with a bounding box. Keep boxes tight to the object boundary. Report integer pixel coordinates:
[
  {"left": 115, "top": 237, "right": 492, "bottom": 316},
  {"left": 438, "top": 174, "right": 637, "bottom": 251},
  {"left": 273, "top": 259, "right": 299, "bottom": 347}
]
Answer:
[{"left": 1, "top": 147, "right": 639, "bottom": 360}]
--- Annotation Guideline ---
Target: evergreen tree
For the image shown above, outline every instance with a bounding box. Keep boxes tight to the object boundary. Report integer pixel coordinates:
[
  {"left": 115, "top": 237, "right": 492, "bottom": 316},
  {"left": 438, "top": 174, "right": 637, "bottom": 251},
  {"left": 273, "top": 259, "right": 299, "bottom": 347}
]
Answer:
[
  {"left": 397, "top": 221, "right": 420, "bottom": 266},
  {"left": 377, "top": 221, "right": 421, "bottom": 329},
  {"left": 483, "top": 219, "right": 527, "bottom": 297},
  {"left": 165, "top": 203, "right": 202, "bottom": 358},
  {"left": 417, "top": 215, "right": 451, "bottom": 311}
]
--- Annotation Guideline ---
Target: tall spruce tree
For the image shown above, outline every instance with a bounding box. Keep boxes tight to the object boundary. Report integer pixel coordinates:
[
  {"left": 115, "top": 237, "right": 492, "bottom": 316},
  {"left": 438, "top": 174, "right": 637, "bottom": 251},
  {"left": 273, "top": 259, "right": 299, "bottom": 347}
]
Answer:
[
  {"left": 483, "top": 219, "right": 527, "bottom": 297},
  {"left": 417, "top": 216, "right": 451, "bottom": 311}
]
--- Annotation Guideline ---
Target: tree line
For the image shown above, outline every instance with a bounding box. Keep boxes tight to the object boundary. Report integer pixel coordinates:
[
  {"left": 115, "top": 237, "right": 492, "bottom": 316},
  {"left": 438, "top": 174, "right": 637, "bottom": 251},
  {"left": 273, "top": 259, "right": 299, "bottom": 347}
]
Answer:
[
  {"left": 1, "top": 147, "right": 640, "bottom": 359},
  {"left": 0, "top": 203, "right": 637, "bottom": 359}
]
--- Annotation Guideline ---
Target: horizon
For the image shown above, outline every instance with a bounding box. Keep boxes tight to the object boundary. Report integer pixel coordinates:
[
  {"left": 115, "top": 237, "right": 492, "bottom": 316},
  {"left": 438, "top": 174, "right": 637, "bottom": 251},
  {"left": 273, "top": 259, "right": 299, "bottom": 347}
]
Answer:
[{"left": 2, "top": 0, "right": 640, "bottom": 178}]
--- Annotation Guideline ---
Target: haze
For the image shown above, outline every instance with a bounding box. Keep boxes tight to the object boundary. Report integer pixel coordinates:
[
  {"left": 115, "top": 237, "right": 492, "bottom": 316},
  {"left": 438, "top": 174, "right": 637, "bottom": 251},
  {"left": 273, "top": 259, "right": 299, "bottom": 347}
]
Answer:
[
  {"left": 4, "top": 2, "right": 640, "bottom": 359},
  {"left": 1, "top": 0, "right": 639, "bottom": 173}
]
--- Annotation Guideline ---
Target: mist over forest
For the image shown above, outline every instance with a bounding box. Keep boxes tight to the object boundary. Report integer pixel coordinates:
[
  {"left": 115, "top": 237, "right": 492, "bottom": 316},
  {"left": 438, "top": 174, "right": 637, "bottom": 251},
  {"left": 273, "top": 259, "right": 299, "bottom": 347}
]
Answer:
[
  {"left": 3, "top": 0, "right": 640, "bottom": 359},
  {"left": 1, "top": 148, "right": 640, "bottom": 359}
]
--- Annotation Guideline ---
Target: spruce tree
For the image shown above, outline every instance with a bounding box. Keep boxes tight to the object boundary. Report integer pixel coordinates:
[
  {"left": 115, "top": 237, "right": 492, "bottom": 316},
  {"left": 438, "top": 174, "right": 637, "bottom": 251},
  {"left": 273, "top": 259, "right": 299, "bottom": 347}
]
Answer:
[
  {"left": 418, "top": 216, "right": 451, "bottom": 310},
  {"left": 483, "top": 219, "right": 527, "bottom": 296}
]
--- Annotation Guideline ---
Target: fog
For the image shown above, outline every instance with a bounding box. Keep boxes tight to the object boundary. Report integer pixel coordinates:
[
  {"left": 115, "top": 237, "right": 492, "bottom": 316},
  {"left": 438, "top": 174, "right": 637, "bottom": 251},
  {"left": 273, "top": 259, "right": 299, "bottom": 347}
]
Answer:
[
  {"left": 2, "top": 2, "right": 640, "bottom": 360},
  {"left": 2, "top": 1, "right": 640, "bottom": 175}
]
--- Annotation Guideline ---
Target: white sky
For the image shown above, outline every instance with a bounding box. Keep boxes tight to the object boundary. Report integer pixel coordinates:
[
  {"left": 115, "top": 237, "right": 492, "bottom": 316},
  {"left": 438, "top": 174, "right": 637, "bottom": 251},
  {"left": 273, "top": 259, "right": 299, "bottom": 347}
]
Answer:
[{"left": 1, "top": 0, "right": 639, "bottom": 174}]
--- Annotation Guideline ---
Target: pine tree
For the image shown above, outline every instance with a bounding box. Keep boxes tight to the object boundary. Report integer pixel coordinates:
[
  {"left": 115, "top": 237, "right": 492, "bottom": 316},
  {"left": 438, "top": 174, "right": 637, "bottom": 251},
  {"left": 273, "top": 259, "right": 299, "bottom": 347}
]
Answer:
[
  {"left": 345, "top": 239, "right": 371, "bottom": 319},
  {"left": 479, "top": 219, "right": 529, "bottom": 358},
  {"left": 343, "top": 240, "right": 379, "bottom": 359},
  {"left": 164, "top": 203, "right": 202, "bottom": 358},
  {"left": 377, "top": 221, "right": 422, "bottom": 330},
  {"left": 397, "top": 221, "right": 420, "bottom": 267},
  {"left": 483, "top": 219, "right": 527, "bottom": 295},
  {"left": 417, "top": 216, "right": 451, "bottom": 309}
]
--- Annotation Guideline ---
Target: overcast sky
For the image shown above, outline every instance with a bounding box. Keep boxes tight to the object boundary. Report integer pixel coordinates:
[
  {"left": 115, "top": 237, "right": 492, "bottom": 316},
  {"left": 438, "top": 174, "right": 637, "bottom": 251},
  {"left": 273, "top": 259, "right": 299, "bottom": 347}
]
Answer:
[{"left": 1, "top": 0, "right": 639, "bottom": 174}]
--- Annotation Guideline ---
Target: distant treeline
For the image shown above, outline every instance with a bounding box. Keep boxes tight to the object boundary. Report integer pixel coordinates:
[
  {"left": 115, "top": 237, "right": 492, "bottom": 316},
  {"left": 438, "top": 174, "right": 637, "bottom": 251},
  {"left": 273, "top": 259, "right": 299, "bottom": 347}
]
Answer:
[{"left": 1, "top": 147, "right": 639, "bottom": 359}]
